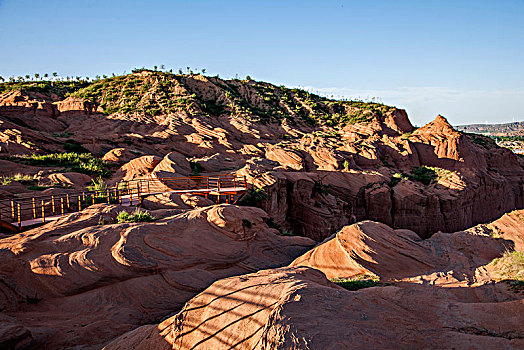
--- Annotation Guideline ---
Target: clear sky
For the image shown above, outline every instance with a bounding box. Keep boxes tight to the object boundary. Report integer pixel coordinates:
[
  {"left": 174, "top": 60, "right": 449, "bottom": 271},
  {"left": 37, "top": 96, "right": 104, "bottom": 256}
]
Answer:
[{"left": 0, "top": 0, "right": 523, "bottom": 126}]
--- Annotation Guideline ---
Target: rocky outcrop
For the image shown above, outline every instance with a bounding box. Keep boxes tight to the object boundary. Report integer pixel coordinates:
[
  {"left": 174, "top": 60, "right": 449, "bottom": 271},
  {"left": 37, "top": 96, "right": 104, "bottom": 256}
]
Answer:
[
  {"left": 102, "top": 148, "right": 136, "bottom": 165},
  {"left": 40, "top": 172, "right": 92, "bottom": 188},
  {"left": 54, "top": 96, "right": 102, "bottom": 116},
  {"left": 107, "top": 265, "right": 524, "bottom": 350},
  {"left": 239, "top": 115, "right": 524, "bottom": 241},
  {"left": 106, "top": 211, "right": 524, "bottom": 349},
  {"left": 152, "top": 151, "right": 192, "bottom": 178},
  {"left": 0, "top": 204, "right": 315, "bottom": 349},
  {"left": 291, "top": 212, "right": 524, "bottom": 283},
  {"left": 112, "top": 155, "right": 162, "bottom": 182}
]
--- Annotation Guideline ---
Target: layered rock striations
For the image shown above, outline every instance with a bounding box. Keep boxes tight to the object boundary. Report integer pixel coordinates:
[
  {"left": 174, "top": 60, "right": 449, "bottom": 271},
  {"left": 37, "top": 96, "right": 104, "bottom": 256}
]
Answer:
[
  {"left": 0, "top": 72, "right": 523, "bottom": 241},
  {"left": 106, "top": 210, "right": 524, "bottom": 349},
  {"left": 0, "top": 204, "right": 314, "bottom": 349}
]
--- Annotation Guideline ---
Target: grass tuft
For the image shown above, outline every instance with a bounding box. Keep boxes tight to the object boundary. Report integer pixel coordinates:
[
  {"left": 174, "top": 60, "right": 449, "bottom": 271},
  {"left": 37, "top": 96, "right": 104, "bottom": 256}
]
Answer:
[
  {"left": 117, "top": 208, "right": 156, "bottom": 223},
  {"left": 330, "top": 274, "right": 381, "bottom": 291}
]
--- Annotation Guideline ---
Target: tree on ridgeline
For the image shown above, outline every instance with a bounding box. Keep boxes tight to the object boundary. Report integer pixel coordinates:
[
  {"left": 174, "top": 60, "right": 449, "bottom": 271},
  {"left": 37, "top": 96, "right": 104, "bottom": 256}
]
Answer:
[
  {"left": 25, "top": 75, "right": 30, "bottom": 81},
  {"left": 35, "top": 73, "right": 40, "bottom": 80},
  {"left": 44, "top": 73, "right": 48, "bottom": 80},
  {"left": 0, "top": 76, "right": 4, "bottom": 83}
]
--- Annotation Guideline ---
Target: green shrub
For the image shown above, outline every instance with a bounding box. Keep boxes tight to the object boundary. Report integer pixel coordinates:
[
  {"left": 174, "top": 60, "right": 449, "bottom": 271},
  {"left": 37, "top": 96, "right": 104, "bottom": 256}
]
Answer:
[
  {"left": 468, "top": 134, "right": 496, "bottom": 150},
  {"left": 241, "top": 218, "right": 252, "bottom": 229},
  {"left": 0, "top": 177, "right": 12, "bottom": 185},
  {"left": 400, "top": 132, "right": 412, "bottom": 139},
  {"left": 64, "top": 140, "right": 88, "bottom": 153},
  {"left": 265, "top": 217, "right": 282, "bottom": 231},
  {"left": 313, "top": 181, "right": 330, "bottom": 195},
  {"left": 330, "top": 274, "right": 380, "bottom": 291},
  {"left": 117, "top": 208, "right": 156, "bottom": 223},
  {"left": 15, "top": 153, "right": 108, "bottom": 177},
  {"left": 189, "top": 161, "right": 204, "bottom": 175},
  {"left": 239, "top": 187, "right": 268, "bottom": 206},
  {"left": 489, "top": 250, "right": 524, "bottom": 292},
  {"left": 53, "top": 131, "right": 75, "bottom": 138},
  {"left": 407, "top": 166, "right": 438, "bottom": 185},
  {"left": 0, "top": 173, "right": 34, "bottom": 186},
  {"left": 280, "top": 229, "right": 295, "bottom": 236},
  {"left": 390, "top": 173, "right": 404, "bottom": 186},
  {"left": 88, "top": 177, "right": 107, "bottom": 191}
]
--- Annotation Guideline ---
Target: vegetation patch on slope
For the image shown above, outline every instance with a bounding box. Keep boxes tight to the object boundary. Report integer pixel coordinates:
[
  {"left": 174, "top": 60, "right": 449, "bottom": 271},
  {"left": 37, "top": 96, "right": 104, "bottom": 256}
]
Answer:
[
  {"left": 391, "top": 166, "right": 453, "bottom": 186},
  {"left": 489, "top": 250, "right": 524, "bottom": 292},
  {"left": 0, "top": 80, "right": 90, "bottom": 98},
  {"left": 11, "top": 153, "right": 108, "bottom": 176},
  {"left": 330, "top": 274, "right": 381, "bottom": 291},
  {"left": 117, "top": 209, "right": 156, "bottom": 223},
  {"left": 1, "top": 70, "right": 400, "bottom": 129}
]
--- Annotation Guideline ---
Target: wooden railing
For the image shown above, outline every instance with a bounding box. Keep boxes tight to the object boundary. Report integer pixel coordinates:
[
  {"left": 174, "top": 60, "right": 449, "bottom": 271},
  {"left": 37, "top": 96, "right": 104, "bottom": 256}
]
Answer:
[
  {"left": 0, "top": 174, "right": 247, "bottom": 229},
  {"left": 123, "top": 174, "right": 247, "bottom": 194}
]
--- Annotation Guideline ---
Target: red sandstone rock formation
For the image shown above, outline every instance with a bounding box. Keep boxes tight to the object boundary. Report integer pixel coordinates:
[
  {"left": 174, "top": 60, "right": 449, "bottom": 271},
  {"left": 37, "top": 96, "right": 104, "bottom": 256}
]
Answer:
[
  {"left": 0, "top": 204, "right": 314, "bottom": 349},
  {"left": 0, "top": 74, "right": 522, "bottom": 240},
  {"left": 105, "top": 210, "right": 524, "bottom": 350}
]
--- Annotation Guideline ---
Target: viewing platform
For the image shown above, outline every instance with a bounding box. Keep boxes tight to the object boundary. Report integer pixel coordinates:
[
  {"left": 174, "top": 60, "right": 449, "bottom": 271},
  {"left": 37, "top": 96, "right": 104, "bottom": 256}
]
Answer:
[{"left": 0, "top": 174, "right": 248, "bottom": 232}]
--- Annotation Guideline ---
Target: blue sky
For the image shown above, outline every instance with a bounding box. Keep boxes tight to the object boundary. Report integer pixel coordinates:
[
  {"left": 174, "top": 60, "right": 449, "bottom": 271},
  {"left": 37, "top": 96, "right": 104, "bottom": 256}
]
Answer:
[{"left": 0, "top": 0, "right": 523, "bottom": 125}]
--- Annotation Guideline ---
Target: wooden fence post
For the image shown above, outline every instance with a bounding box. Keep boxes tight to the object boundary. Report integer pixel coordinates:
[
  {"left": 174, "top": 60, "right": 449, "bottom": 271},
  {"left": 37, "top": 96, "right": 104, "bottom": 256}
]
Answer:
[
  {"left": 60, "top": 197, "right": 64, "bottom": 216},
  {"left": 11, "top": 200, "right": 14, "bottom": 220},
  {"left": 17, "top": 203, "right": 21, "bottom": 228},
  {"left": 32, "top": 198, "right": 36, "bottom": 218},
  {"left": 51, "top": 196, "right": 55, "bottom": 213},
  {"left": 41, "top": 200, "right": 45, "bottom": 223}
]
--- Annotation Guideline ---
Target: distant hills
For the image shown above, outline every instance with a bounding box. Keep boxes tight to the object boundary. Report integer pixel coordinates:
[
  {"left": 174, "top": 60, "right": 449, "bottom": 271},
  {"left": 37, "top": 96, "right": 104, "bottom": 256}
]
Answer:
[{"left": 455, "top": 121, "right": 524, "bottom": 136}]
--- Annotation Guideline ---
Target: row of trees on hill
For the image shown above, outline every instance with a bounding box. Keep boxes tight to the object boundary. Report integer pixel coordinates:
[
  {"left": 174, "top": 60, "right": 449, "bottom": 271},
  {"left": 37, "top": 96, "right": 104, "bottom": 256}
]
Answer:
[{"left": 0, "top": 65, "right": 209, "bottom": 84}]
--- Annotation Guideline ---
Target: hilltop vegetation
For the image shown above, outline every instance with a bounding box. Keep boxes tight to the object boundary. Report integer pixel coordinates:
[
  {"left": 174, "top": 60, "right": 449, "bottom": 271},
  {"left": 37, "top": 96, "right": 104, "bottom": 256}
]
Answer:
[
  {"left": 0, "top": 69, "right": 397, "bottom": 127},
  {"left": 0, "top": 80, "right": 90, "bottom": 99}
]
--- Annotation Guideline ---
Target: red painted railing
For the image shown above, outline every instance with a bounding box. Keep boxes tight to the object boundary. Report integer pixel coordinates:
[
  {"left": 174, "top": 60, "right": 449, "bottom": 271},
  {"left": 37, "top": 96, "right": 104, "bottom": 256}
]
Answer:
[{"left": 0, "top": 174, "right": 247, "bottom": 230}]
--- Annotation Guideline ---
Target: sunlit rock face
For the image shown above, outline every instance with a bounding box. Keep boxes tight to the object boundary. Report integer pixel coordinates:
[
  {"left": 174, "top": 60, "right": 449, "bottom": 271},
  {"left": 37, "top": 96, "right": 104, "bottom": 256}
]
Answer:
[
  {"left": 1, "top": 74, "right": 523, "bottom": 240},
  {"left": 0, "top": 204, "right": 314, "bottom": 349},
  {"left": 106, "top": 210, "right": 524, "bottom": 350},
  {"left": 0, "top": 73, "right": 524, "bottom": 349}
]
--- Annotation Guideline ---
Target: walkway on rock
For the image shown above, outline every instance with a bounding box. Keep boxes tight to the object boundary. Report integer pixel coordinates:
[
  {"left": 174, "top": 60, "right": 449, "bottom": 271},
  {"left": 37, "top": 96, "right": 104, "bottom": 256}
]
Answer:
[{"left": 0, "top": 174, "right": 248, "bottom": 232}]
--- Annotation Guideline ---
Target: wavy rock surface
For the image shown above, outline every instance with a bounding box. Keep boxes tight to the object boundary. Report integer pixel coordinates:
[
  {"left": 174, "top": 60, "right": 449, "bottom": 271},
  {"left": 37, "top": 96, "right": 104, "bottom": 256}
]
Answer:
[
  {"left": 0, "top": 204, "right": 314, "bottom": 349},
  {"left": 106, "top": 266, "right": 524, "bottom": 350},
  {"left": 106, "top": 211, "right": 524, "bottom": 350}
]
